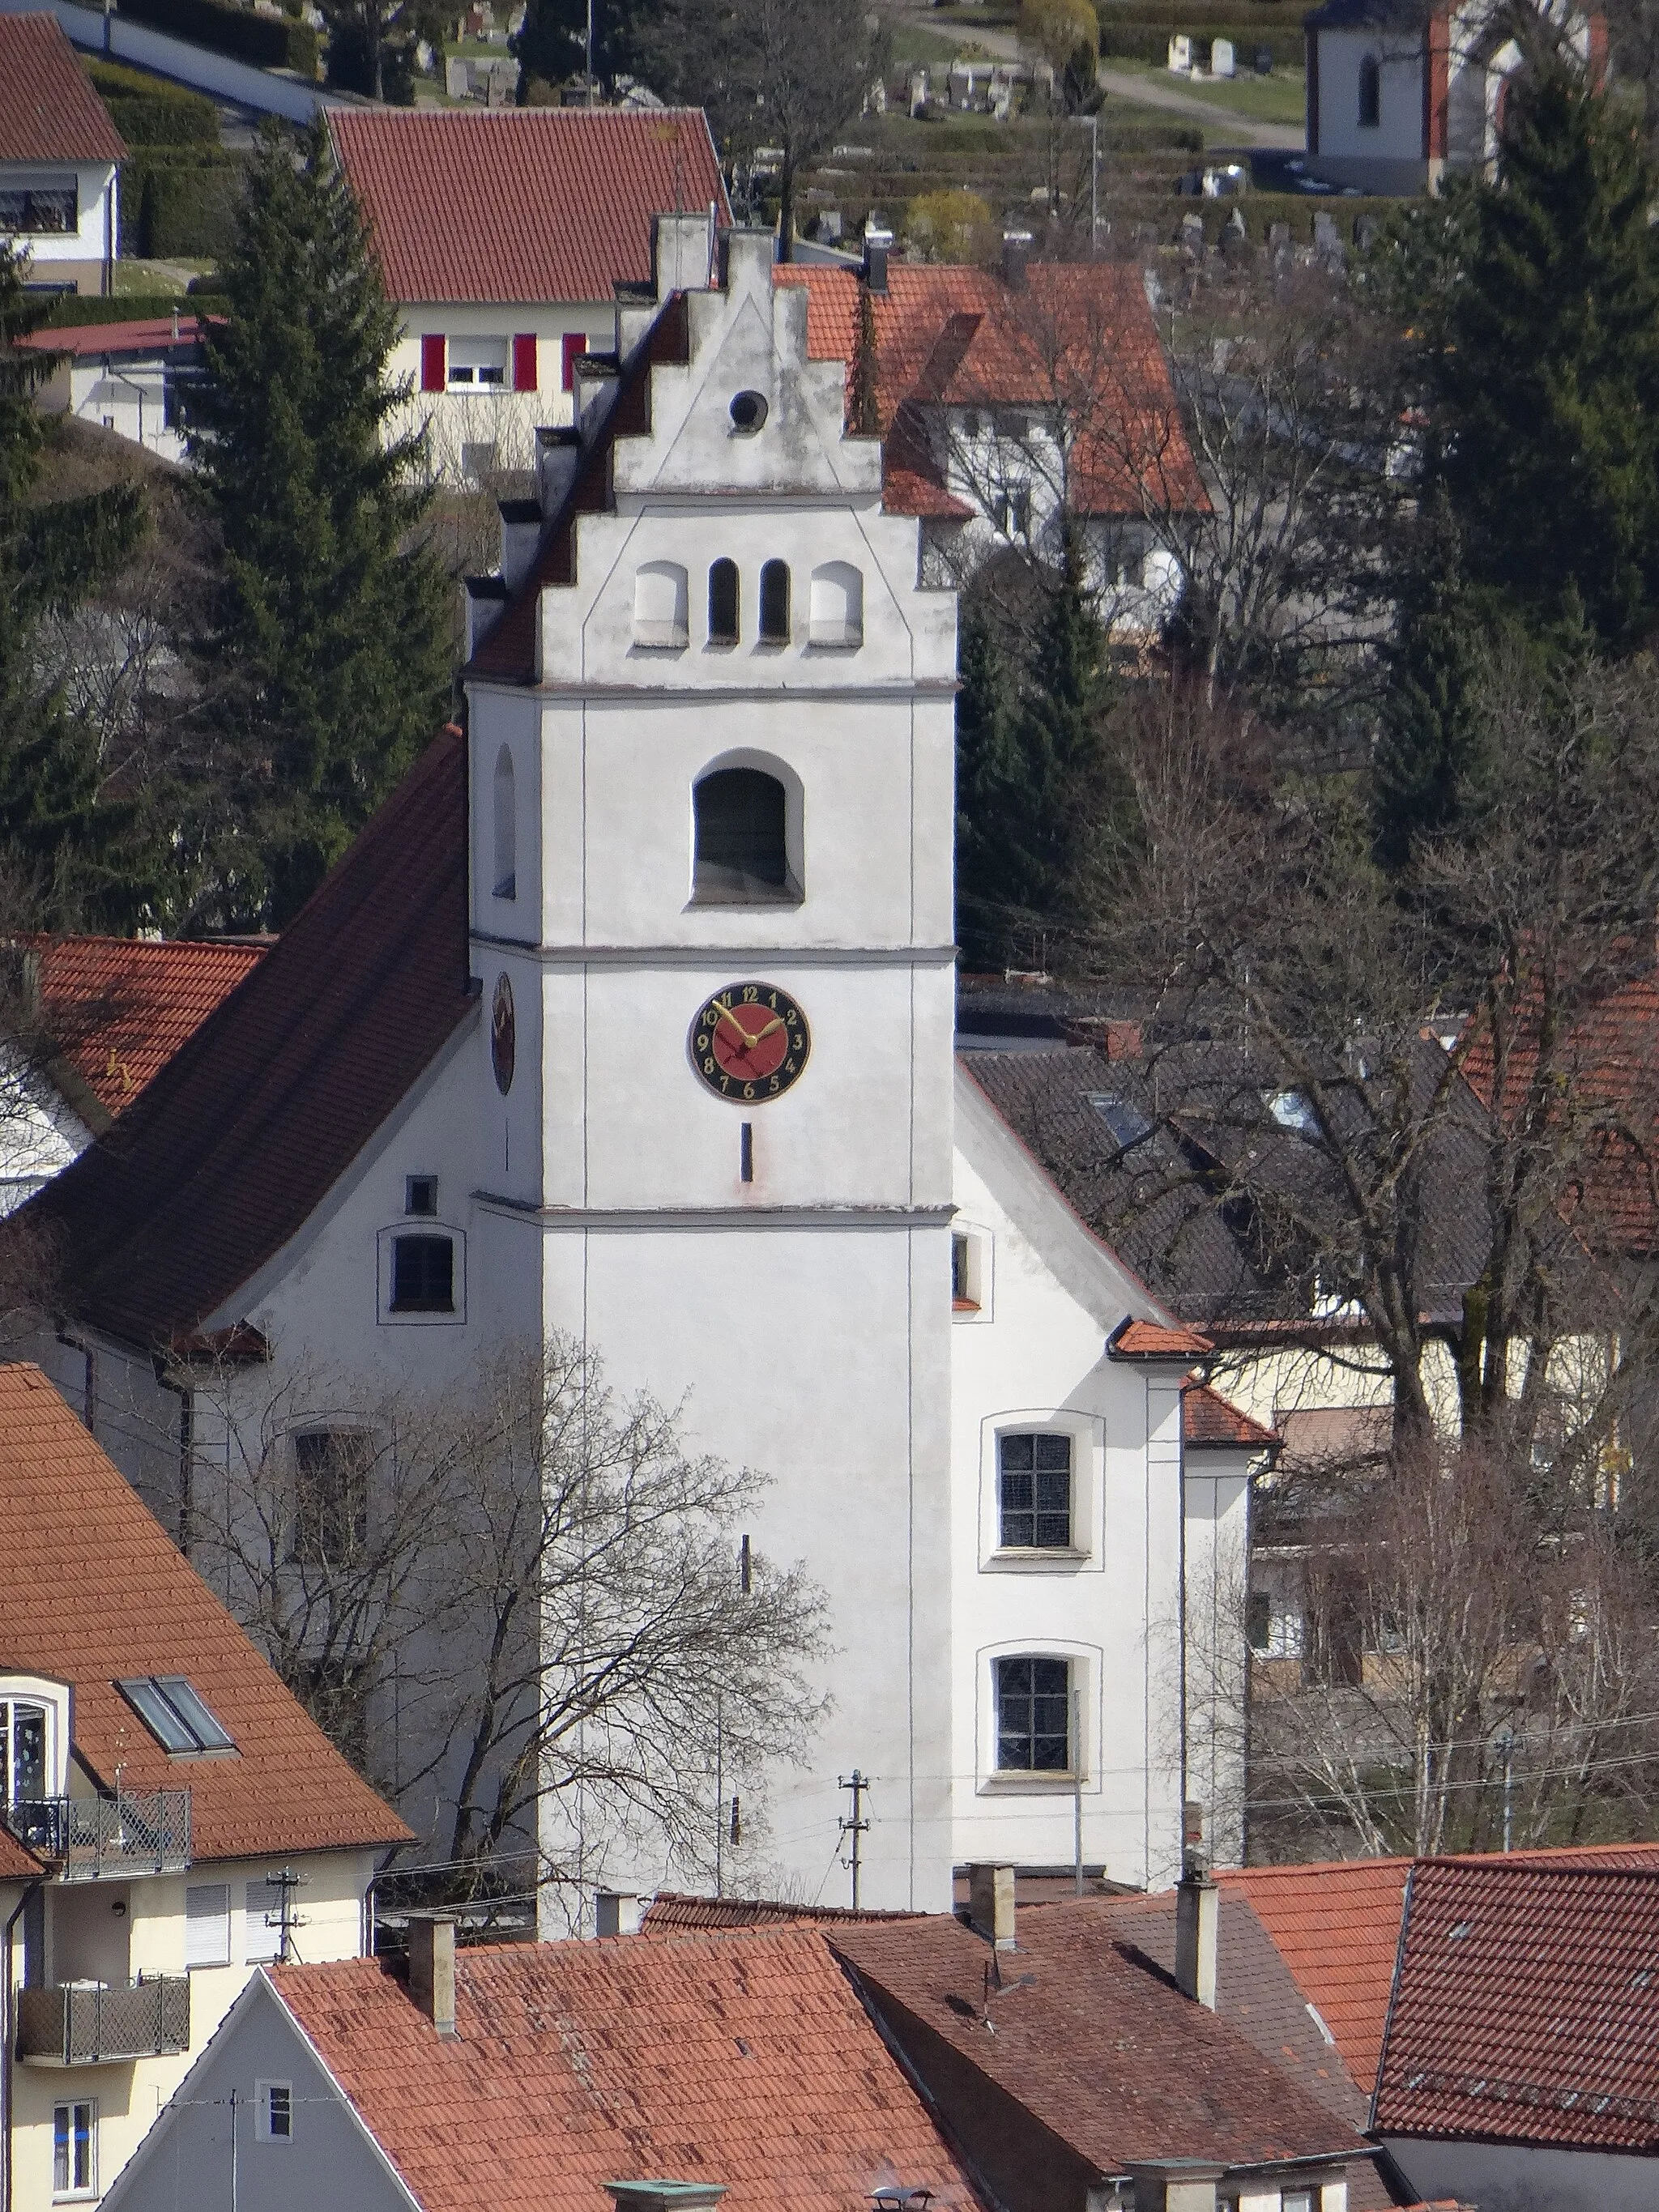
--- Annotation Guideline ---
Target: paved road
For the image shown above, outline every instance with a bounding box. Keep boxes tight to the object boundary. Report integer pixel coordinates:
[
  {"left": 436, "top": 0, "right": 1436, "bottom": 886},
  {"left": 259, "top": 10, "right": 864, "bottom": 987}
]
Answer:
[{"left": 902, "top": 6, "right": 1305, "bottom": 149}]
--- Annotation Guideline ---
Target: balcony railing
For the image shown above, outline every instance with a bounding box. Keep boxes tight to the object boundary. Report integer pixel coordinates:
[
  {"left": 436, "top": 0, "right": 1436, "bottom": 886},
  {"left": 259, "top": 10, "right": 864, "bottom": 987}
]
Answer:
[
  {"left": 15, "top": 1975, "right": 190, "bottom": 2065},
  {"left": 6, "top": 1792, "right": 191, "bottom": 1879}
]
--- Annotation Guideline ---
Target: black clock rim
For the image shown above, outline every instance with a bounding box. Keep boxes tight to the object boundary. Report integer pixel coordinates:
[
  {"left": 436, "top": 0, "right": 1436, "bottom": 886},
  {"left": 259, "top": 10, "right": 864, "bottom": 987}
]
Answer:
[{"left": 687, "top": 980, "right": 812, "bottom": 1104}]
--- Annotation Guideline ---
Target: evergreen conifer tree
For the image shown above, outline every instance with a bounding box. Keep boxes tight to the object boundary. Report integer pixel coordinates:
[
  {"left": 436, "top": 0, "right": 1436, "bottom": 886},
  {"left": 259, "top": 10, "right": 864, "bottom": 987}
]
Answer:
[
  {"left": 1427, "top": 62, "right": 1659, "bottom": 650},
  {"left": 0, "top": 243, "right": 143, "bottom": 914},
  {"left": 187, "top": 121, "right": 450, "bottom": 927}
]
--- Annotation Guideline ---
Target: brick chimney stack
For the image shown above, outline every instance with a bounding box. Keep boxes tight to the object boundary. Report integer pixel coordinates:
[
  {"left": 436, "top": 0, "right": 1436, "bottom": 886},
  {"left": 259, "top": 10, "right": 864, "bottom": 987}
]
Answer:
[{"left": 967, "top": 1862, "right": 1016, "bottom": 1951}]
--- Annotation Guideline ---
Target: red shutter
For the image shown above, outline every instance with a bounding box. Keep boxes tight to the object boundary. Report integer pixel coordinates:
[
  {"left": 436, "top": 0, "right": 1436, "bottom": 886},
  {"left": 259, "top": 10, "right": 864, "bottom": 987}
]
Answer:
[
  {"left": 561, "top": 331, "right": 588, "bottom": 392},
  {"left": 512, "top": 333, "right": 538, "bottom": 392},
  {"left": 420, "top": 333, "right": 446, "bottom": 393}
]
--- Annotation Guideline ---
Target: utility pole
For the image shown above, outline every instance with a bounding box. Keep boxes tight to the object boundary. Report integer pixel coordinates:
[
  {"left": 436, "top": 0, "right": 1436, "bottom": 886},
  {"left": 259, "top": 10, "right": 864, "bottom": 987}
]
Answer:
[
  {"left": 838, "top": 1771, "right": 870, "bottom": 1909},
  {"left": 263, "top": 1866, "right": 305, "bottom": 1963},
  {"left": 714, "top": 1698, "right": 723, "bottom": 1897}
]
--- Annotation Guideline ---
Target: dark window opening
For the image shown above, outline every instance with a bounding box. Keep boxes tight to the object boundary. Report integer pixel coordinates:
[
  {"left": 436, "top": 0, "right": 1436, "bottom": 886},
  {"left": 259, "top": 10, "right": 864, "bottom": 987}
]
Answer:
[
  {"left": 952, "top": 1233, "right": 976, "bottom": 1307},
  {"left": 693, "top": 767, "right": 792, "bottom": 903},
  {"left": 996, "top": 1654, "right": 1071, "bottom": 1771},
  {"left": 1358, "top": 53, "right": 1380, "bottom": 126},
  {"left": 0, "top": 185, "right": 76, "bottom": 235},
  {"left": 405, "top": 1175, "right": 438, "bottom": 1217},
  {"left": 709, "top": 559, "right": 740, "bottom": 646},
  {"left": 999, "top": 1433, "right": 1073, "bottom": 1548},
  {"left": 391, "top": 1233, "right": 454, "bottom": 1313},
  {"left": 759, "top": 560, "right": 791, "bottom": 643},
  {"left": 291, "top": 1431, "right": 371, "bottom": 1566}
]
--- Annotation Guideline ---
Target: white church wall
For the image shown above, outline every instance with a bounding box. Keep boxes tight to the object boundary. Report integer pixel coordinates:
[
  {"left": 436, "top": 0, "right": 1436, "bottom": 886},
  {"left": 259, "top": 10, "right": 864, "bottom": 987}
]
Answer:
[
  {"left": 1311, "top": 25, "right": 1431, "bottom": 193},
  {"left": 950, "top": 1074, "right": 1188, "bottom": 1892},
  {"left": 1183, "top": 1454, "right": 1250, "bottom": 1869}
]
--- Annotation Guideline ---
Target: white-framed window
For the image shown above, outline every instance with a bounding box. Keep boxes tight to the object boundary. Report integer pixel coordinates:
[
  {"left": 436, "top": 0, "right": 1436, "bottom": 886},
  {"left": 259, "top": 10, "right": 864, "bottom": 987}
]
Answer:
[
  {"left": 995, "top": 1653, "right": 1073, "bottom": 1773},
  {"left": 185, "top": 1882, "right": 231, "bottom": 1967},
  {"left": 446, "top": 336, "right": 508, "bottom": 389},
  {"left": 993, "top": 484, "right": 1031, "bottom": 538},
  {"left": 245, "top": 1880, "right": 282, "bottom": 1963},
  {"left": 377, "top": 1223, "right": 467, "bottom": 1326},
  {"left": 255, "top": 2080, "right": 294, "bottom": 2143},
  {"left": 52, "top": 2099, "right": 96, "bottom": 2200},
  {"left": 1247, "top": 1592, "right": 1305, "bottom": 1660},
  {"left": 998, "top": 1431, "right": 1073, "bottom": 1549},
  {"left": 0, "top": 1697, "right": 48, "bottom": 1807}
]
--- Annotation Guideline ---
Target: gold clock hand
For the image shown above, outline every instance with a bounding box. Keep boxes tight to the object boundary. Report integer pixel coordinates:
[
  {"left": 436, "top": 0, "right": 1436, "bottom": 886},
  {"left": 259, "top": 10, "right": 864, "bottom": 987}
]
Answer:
[{"left": 714, "top": 1004, "right": 757, "bottom": 1046}]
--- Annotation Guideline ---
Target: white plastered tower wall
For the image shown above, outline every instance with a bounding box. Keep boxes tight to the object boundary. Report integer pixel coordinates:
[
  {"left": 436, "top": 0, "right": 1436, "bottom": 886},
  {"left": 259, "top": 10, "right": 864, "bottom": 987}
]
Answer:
[{"left": 466, "top": 221, "right": 958, "bottom": 1918}]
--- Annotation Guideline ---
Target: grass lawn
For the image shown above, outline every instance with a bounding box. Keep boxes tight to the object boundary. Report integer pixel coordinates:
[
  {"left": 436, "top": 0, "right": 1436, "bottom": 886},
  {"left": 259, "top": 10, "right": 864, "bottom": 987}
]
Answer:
[
  {"left": 1100, "top": 54, "right": 1307, "bottom": 126},
  {"left": 113, "top": 258, "right": 212, "bottom": 295},
  {"left": 889, "top": 19, "right": 979, "bottom": 65}
]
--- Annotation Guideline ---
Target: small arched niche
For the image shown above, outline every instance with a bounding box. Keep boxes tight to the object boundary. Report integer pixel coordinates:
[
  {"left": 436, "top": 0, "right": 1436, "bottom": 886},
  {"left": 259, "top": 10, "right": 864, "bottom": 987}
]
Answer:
[
  {"left": 708, "top": 558, "right": 740, "bottom": 647},
  {"left": 692, "top": 759, "right": 802, "bottom": 905},
  {"left": 758, "top": 560, "right": 791, "bottom": 646},
  {"left": 492, "top": 744, "right": 516, "bottom": 901},
  {"left": 808, "top": 561, "right": 864, "bottom": 649},
  {"left": 633, "top": 560, "right": 689, "bottom": 650}
]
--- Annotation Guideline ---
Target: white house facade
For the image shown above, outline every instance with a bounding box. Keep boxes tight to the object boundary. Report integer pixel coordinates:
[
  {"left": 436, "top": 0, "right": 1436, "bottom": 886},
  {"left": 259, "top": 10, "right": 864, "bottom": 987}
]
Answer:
[
  {"left": 0, "top": 15, "right": 125, "bottom": 296},
  {"left": 26, "top": 215, "right": 1259, "bottom": 1924}
]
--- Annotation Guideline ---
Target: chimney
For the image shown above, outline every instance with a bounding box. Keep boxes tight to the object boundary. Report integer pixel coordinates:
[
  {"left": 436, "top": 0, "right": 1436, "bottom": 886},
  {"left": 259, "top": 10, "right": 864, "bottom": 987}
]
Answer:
[
  {"left": 651, "top": 207, "right": 716, "bottom": 303},
  {"left": 406, "top": 1912, "right": 458, "bottom": 2038},
  {"left": 1001, "top": 229, "right": 1033, "bottom": 291},
  {"left": 595, "top": 1890, "right": 641, "bottom": 1938},
  {"left": 967, "top": 1862, "right": 1016, "bottom": 1951},
  {"left": 1173, "top": 1850, "right": 1218, "bottom": 2010},
  {"left": 863, "top": 224, "right": 893, "bottom": 296}
]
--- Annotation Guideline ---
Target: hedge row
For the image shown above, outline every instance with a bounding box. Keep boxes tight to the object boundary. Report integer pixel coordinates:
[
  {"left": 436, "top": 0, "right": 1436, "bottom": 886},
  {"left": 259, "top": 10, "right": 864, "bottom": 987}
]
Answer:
[
  {"left": 1098, "top": 21, "right": 1307, "bottom": 66},
  {"left": 118, "top": 0, "right": 318, "bottom": 76},
  {"left": 1098, "top": 0, "right": 1304, "bottom": 23},
  {"left": 1114, "top": 190, "right": 1407, "bottom": 243},
  {"left": 38, "top": 290, "right": 229, "bottom": 327},
  {"left": 119, "top": 147, "right": 246, "bottom": 259}
]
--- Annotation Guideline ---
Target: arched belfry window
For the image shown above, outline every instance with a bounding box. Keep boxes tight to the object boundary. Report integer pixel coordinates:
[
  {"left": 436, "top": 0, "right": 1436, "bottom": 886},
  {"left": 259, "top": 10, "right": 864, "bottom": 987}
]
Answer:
[
  {"left": 1358, "top": 53, "right": 1380, "bottom": 126},
  {"left": 693, "top": 766, "right": 796, "bottom": 903},
  {"left": 759, "top": 560, "right": 791, "bottom": 645},
  {"left": 709, "top": 559, "right": 740, "bottom": 646},
  {"left": 492, "top": 744, "right": 516, "bottom": 901}
]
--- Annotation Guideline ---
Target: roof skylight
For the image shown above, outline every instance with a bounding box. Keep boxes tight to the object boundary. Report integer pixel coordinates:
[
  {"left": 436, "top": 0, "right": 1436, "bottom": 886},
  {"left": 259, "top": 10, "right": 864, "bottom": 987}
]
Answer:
[
  {"left": 1087, "top": 1093, "right": 1153, "bottom": 1151},
  {"left": 116, "top": 1675, "right": 236, "bottom": 1756}
]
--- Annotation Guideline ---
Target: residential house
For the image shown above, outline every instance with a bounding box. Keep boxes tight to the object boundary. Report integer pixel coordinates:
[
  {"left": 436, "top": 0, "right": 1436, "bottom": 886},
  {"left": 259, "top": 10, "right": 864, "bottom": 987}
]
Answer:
[
  {"left": 0, "top": 936, "right": 265, "bottom": 1212},
  {"left": 1372, "top": 1856, "right": 1659, "bottom": 2210},
  {"left": 325, "top": 108, "right": 728, "bottom": 484},
  {"left": 16, "top": 313, "right": 215, "bottom": 464},
  {"left": 23, "top": 213, "right": 1242, "bottom": 1916},
  {"left": 778, "top": 236, "right": 1209, "bottom": 639},
  {"left": 1303, "top": 0, "right": 1603, "bottom": 196},
  {"left": 100, "top": 1918, "right": 982, "bottom": 2212},
  {"left": 829, "top": 1875, "right": 1387, "bottom": 2212},
  {"left": 0, "top": 1362, "right": 408, "bottom": 2210},
  {"left": 0, "top": 15, "right": 124, "bottom": 295}
]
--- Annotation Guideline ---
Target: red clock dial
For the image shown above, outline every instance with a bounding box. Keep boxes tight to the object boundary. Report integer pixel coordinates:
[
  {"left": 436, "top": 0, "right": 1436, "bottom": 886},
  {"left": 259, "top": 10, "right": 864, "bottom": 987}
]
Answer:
[{"left": 689, "top": 983, "right": 810, "bottom": 1102}]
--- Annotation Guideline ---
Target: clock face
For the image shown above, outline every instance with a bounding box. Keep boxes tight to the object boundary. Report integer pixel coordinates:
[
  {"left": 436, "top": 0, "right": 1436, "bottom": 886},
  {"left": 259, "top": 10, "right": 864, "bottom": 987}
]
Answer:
[
  {"left": 690, "top": 982, "right": 810, "bottom": 1103},
  {"left": 491, "top": 974, "right": 515, "bottom": 1096}
]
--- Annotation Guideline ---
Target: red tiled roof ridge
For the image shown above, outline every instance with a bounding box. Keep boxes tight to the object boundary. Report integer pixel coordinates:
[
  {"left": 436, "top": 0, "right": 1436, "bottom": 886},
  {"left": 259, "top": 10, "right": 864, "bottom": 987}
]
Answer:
[
  {"left": 0, "top": 16, "right": 126, "bottom": 164},
  {"left": 1111, "top": 1316, "right": 1212, "bottom": 1358},
  {"left": 327, "top": 106, "right": 730, "bottom": 306},
  {"left": 0, "top": 1363, "right": 409, "bottom": 1858},
  {"left": 1183, "top": 1381, "right": 1277, "bottom": 1449}
]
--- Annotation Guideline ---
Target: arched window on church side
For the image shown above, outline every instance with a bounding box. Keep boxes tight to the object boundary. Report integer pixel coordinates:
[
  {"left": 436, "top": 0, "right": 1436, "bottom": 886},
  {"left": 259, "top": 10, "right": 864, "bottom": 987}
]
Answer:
[
  {"left": 1358, "top": 53, "right": 1380, "bottom": 127},
  {"left": 493, "top": 744, "right": 516, "bottom": 900},
  {"left": 759, "top": 560, "right": 791, "bottom": 644},
  {"left": 693, "top": 766, "right": 794, "bottom": 902},
  {"left": 709, "top": 558, "right": 740, "bottom": 646}
]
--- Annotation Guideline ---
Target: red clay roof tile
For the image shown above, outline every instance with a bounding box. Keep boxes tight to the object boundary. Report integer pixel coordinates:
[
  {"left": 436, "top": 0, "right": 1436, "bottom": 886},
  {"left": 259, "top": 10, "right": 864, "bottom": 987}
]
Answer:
[
  {"left": 1109, "top": 1317, "right": 1212, "bottom": 1360},
  {"left": 29, "top": 935, "right": 264, "bottom": 1118},
  {"left": 327, "top": 108, "right": 730, "bottom": 305},
  {"left": 1183, "top": 1383, "right": 1277, "bottom": 1450},
  {"left": 0, "top": 1363, "right": 408, "bottom": 1860},
  {"left": 1375, "top": 1858, "right": 1659, "bottom": 2150},
  {"left": 15, "top": 315, "right": 218, "bottom": 362},
  {"left": 270, "top": 1927, "right": 981, "bottom": 2212},
  {"left": 642, "top": 1892, "right": 923, "bottom": 1933},
  {"left": 0, "top": 16, "right": 125, "bottom": 164}
]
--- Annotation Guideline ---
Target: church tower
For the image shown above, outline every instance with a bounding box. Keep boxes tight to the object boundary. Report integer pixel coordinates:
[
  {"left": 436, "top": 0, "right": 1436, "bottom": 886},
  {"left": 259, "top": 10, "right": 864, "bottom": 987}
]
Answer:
[{"left": 464, "top": 220, "right": 959, "bottom": 1912}]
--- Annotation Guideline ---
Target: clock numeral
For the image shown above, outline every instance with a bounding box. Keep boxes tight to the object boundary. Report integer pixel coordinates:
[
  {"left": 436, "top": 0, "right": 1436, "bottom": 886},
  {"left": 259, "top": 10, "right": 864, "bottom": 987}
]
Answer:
[
  {"left": 742, "top": 1082, "right": 756, "bottom": 1100},
  {"left": 785, "top": 1058, "right": 798, "bottom": 1074},
  {"left": 741, "top": 986, "right": 758, "bottom": 1002},
  {"left": 696, "top": 1032, "right": 710, "bottom": 1051},
  {"left": 768, "top": 1076, "right": 781, "bottom": 1093},
  {"left": 703, "top": 1056, "right": 717, "bottom": 1074}
]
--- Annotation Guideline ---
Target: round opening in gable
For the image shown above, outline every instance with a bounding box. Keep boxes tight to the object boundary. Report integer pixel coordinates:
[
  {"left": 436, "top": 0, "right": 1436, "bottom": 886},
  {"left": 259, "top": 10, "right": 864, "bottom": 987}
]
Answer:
[{"left": 730, "top": 390, "right": 769, "bottom": 434}]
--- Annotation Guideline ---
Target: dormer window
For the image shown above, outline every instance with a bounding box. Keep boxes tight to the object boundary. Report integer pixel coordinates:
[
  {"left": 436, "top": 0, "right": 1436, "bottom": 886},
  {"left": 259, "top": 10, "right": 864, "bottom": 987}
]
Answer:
[
  {"left": 1, "top": 1698, "right": 47, "bottom": 1807},
  {"left": 116, "top": 1676, "right": 235, "bottom": 1757}
]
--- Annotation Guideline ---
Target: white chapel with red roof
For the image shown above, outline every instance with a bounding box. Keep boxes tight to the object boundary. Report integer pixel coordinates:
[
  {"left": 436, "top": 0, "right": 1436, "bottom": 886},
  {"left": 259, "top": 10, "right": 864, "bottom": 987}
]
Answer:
[{"left": 25, "top": 214, "right": 1263, "bottom": 1921}]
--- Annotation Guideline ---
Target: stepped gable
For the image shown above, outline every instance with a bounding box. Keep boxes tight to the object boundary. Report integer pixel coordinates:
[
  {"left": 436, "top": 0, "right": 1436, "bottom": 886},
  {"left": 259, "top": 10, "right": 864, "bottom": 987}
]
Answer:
[
  {"left": 0, "top": 1362, "right": 408, "bottom": 1858},
  {"left": 24, "top": 730, "right": 473, "bottom": 1349}
]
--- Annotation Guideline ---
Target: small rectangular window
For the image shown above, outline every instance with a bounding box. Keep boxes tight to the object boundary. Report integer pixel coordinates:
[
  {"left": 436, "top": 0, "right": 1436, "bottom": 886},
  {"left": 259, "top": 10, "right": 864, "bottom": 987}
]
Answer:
[
  {"left": 290, "top": 1431, "right": 369, "bottom": 1565},
  {"left": 447, "top": 337, "right": 508, "bottom": 389},
  {"left": 998, "top": 1433, "right": 1073, "bottom": 1549},
  {"left": 996, "top": 1653, "right": 1072, "bottom": 1772},
  {"left": 256, "top": 2080, "right": 293, "bottom": 2142},
  {"left": 405, "top": 1175, "right": 438, "bottom": 1217},
  {"left": 391, "top": 1234, "right": 455, "bottom": 1313},
  {"left": 186, "top": 1883, "right": 231, "bottom": 1967},
  {"left": 951, "top": 1233, "right": 975, "bottom": 1308},
  {"left": 52, "top": 2099, "right": 96, "bottom": 2199},
  {"left": 115, "top": 1675, "right": 234, "bottom": 1755}
]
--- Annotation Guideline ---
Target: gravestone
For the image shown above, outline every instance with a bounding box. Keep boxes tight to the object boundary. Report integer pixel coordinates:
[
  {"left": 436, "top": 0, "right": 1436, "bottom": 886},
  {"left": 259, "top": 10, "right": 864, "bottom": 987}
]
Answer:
[{"left": 1211, "top": 37, "right": 1235, "bottom": 75}]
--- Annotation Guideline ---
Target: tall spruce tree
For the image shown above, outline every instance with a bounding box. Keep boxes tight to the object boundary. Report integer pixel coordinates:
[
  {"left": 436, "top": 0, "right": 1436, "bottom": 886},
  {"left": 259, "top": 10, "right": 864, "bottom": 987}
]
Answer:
[
  {"left": 0, "top": 243, "right": 143, "bottom": 915},
  {"left": 1424, "top": 62, "right": 1659, "bottom": 650},
  {"left": 955, "top": 533, "right": 1124, "bottom": 969},
  {"left": 187, "top": 121, "right": 450, "bottom": 927}
]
